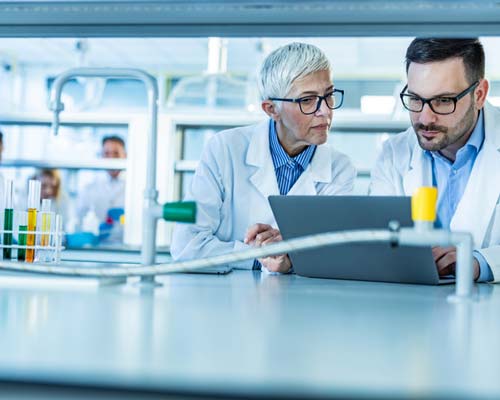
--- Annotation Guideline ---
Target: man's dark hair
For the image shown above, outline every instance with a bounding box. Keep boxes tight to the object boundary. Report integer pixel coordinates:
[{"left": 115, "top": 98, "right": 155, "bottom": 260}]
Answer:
[
  {"left": 405, "top": 38, "right": 485, "bottom": 84},
  {"left": 102, "top": 134, "right": 126, "bottom": 150},
  {"left": 0, "top": 129, "right": 3, "bottom": 143}
]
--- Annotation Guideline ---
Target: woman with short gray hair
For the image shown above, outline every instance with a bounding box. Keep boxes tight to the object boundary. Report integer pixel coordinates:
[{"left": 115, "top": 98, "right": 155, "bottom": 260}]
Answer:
[
  {"left": 259, "top": 41, "right": 331, "bottom": 104},
  {"left": 171, "top": 42, "right": 356, "bottom": 273}
]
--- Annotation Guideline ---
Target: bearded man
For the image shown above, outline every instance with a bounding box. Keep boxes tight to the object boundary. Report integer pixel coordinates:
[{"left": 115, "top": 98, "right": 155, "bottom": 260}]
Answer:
[{"left": 370, "top": 38, "right": 500, "bottom": 283}]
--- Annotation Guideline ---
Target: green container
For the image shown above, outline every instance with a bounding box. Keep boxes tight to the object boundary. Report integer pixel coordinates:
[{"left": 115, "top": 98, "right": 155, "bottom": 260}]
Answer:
[
  {"left": 163, "top": 201, "right": 196, "bottom": 223},
  {"left": 3, "top": 208, "right": 13, "bottom": 259},
  {"left": 18, "top": 225, "right": 27, "bottom": 261}
]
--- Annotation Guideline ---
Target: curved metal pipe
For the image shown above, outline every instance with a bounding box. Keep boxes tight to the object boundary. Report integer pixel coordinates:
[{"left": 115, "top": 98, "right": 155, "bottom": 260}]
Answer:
[{"left": 49, "top": 68, "right": 159, "bottom": 280}]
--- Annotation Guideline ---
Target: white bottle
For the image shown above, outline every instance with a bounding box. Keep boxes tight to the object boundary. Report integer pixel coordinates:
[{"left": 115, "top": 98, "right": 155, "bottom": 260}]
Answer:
[{"left": 81, "top": 208, "right": 100, "bottom": 237}]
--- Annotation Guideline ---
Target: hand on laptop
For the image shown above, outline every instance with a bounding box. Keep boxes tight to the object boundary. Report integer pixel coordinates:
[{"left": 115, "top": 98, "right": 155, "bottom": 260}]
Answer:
[
  {"left": 432, "top": 246, "right": 480, "bottom": 281},
  {"left": 244, "top": 223, "right": 292, "bottom": 273}
]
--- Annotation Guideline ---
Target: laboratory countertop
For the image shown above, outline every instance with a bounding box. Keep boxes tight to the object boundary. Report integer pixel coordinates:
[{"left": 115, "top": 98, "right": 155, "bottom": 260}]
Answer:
[{"left": 0, "top": 270, "right": 499, "bottom": 399}]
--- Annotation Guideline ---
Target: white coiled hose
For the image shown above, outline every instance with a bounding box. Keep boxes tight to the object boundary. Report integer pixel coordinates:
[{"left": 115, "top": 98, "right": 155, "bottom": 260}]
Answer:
[{"left": 0, "top": 230, "right": 394, "bottom": 277}]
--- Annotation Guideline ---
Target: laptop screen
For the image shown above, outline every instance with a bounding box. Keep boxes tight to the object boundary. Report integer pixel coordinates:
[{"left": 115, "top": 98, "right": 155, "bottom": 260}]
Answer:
[{"left": 269, "top": 196, "right": 441, "bottom": 285}]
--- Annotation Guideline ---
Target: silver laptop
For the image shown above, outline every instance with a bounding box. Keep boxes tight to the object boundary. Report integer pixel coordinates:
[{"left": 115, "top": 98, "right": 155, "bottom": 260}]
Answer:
[{"left": 269, "top": 196, "right": 453, "bottom": 285}]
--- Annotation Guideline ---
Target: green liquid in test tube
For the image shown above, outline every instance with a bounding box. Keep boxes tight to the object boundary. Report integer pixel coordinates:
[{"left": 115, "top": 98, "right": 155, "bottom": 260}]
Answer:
[
  {"left": 17, "top": 211, "right": 27, "bottom": 261},
  {"left": 3, "top": 179, "right": 14, "bottom": 259}
]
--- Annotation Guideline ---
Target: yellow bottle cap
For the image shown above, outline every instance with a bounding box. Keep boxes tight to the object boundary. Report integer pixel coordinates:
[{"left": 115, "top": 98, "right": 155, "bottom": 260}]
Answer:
[{"left": 411, "top": 187, "right": 438, "bottom": 222}]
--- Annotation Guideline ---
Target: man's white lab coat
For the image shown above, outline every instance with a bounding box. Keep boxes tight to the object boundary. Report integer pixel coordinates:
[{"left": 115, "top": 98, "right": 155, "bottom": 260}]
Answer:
[
  {"left": 77, "top": 172, "right": 126, "bottom": 223},
  {"left": 170, "top": 120, "right": 357, "bottom": 269},
  {"left": 370, "top": 103, "right": 500, "bottom": 282}
]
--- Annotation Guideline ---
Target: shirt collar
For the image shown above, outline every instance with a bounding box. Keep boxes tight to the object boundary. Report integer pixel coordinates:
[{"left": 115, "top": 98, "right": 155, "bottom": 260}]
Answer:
[
  {"left": 269, "top": 119, "right": 316, "bottom": 169},
  {"left": 466, "top": 109, "right": 485, "bottom": 153}
]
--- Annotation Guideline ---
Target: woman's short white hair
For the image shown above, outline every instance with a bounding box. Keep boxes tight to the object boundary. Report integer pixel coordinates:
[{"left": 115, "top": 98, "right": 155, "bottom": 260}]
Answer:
[{"left": 259, "top": 42, "right": 332, "bottom": 101}]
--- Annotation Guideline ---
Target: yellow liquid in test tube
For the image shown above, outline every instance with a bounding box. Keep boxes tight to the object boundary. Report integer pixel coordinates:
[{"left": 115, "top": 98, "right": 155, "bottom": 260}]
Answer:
[
  {"left": 26, "top": 208, "right": 37, "bottom": 263},
  {"left": 41, "top": 212, "right": 52, "bottom": 246}
]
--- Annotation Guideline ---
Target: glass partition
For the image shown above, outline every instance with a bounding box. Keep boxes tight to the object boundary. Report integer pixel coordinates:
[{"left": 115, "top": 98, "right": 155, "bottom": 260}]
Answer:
[{"left": 1, "top": 36, "right": 499, "bottom": 245}]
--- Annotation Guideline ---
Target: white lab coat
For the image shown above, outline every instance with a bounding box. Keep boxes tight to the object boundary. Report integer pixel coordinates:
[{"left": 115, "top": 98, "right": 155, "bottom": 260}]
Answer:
[
  {"left": 170, "top": 120, "right": 357, "bottom": 269},
  {"left": 370, "top": 102, "right": 500, "bottom": 282},
  {"left": 76, "top": 172, "right": 126, "bottom": 223}
]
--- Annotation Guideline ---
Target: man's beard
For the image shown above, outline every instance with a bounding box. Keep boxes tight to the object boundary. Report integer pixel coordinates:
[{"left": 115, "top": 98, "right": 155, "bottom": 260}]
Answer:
[{"left": 413, "top": 104, "right": 477, "bottom": 152}]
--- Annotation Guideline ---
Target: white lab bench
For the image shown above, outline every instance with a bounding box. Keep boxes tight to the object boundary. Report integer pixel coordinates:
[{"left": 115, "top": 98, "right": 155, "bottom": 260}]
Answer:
[{"left": 0, "top": 266, "right": 499, "bottom": 399}]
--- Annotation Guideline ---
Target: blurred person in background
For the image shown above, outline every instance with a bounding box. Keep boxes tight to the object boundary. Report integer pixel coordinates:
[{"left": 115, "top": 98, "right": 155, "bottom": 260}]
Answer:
[
  {"left": 76, "top": 134, "right": 127, "bottom": 225},
  {"left": 32, "top": 168, "right": 69, "bottom": 223}
]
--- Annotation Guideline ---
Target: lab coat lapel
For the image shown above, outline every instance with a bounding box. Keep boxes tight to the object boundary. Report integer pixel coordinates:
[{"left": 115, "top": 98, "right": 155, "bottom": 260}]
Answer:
[
  {"left": 287, "top": 144, "right": 332, "bottom": 195},
  {"left": 403, "top": 137, "right": 433, "bottom": 196},
  {"left": 246, "top": 120, "right": 280, "bottom": 198},
  {"left": 451, "top": 104, "right": 500, "bottom": 247}
]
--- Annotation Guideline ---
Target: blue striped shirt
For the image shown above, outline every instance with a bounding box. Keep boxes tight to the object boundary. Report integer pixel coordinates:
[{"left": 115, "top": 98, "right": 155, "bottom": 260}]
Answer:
[
  {"left": 426, "top": 110, "right": 492, "bottom": 282},
  {"left": 252, "top": 120, "right": 316, "bottom": 271},
  {"left": 269, "top": 119, "right": 316, "bottom": 195}
]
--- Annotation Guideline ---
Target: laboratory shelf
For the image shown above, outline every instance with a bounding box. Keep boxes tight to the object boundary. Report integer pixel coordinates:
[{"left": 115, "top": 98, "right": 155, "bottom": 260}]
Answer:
[
  {"left": 0, "top": 112, "right": 130, "bottom": 127},
  {"left": 1, "top": 1, "right": 499, "bottom": 37},
  {"left": 174, "top": 159, "right": 371, "bottom": 178},
  {"left": 1, "top": 158, "right": 127, "bottom": 171}
]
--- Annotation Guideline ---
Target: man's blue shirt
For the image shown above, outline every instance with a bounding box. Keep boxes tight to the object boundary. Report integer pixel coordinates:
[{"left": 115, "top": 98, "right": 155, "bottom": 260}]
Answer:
[{"left": 425, "top": 110, "right": 492, "bottom": 282}]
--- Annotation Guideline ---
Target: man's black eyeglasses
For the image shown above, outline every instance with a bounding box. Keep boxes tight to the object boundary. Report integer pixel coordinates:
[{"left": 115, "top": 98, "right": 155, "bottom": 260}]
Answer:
[
  {"left": 269, "top": 89, "right": 344, "bottom": 115},
  {"left": 400, "top": 81, "right": 479, "bottom": 115}
]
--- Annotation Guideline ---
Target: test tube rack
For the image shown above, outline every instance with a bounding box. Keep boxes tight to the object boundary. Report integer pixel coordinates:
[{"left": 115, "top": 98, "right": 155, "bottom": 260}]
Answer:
[{"left": 0, "top": 226, "right": 65, "bottom": 263}]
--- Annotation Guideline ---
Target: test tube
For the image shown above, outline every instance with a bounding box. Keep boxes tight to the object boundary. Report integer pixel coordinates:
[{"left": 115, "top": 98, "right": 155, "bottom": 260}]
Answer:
[
  {"left": 17, "top": 211, "right": 28, "bottom": 261},
  {"left": 54, "top": 214, "right": 63, "bottom": 264},
  {"left": 3, "top": 179, "right": 14, "bottom": 259},
  {"left": 40, "top": 199, "right": 52, "bottom": 247},
  {"left": 39, "top": 199, "right": 54, "bottom": 262},
  {"left": 26, "top": 180, "right": 41, "bottom": 263}
]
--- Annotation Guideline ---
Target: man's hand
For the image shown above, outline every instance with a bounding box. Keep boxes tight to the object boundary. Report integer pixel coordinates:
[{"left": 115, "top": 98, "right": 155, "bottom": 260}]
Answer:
[
  {"left": 245, "top": 223, "right": 291, "bottom": 273},
  {"left": 432, "top": 246, "right": 480, "bottom": 281}
]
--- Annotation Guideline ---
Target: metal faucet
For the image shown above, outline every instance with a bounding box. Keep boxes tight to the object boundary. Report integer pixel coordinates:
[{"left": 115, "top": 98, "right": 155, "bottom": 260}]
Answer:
[{"left": 49, "top": 68, "right": 160, "bottom": 285}]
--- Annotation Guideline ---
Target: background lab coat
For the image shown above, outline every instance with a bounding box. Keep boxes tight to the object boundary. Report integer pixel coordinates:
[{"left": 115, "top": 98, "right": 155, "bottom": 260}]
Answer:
[
  {"left": 370, "top": 102, "right": 500, "bottom": 282},
  {"left": 171, "top": 120, "right": 357, "bottom": 269},
  {"left": 77, "top": 172, "right": 126, "bottom": 223}
]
